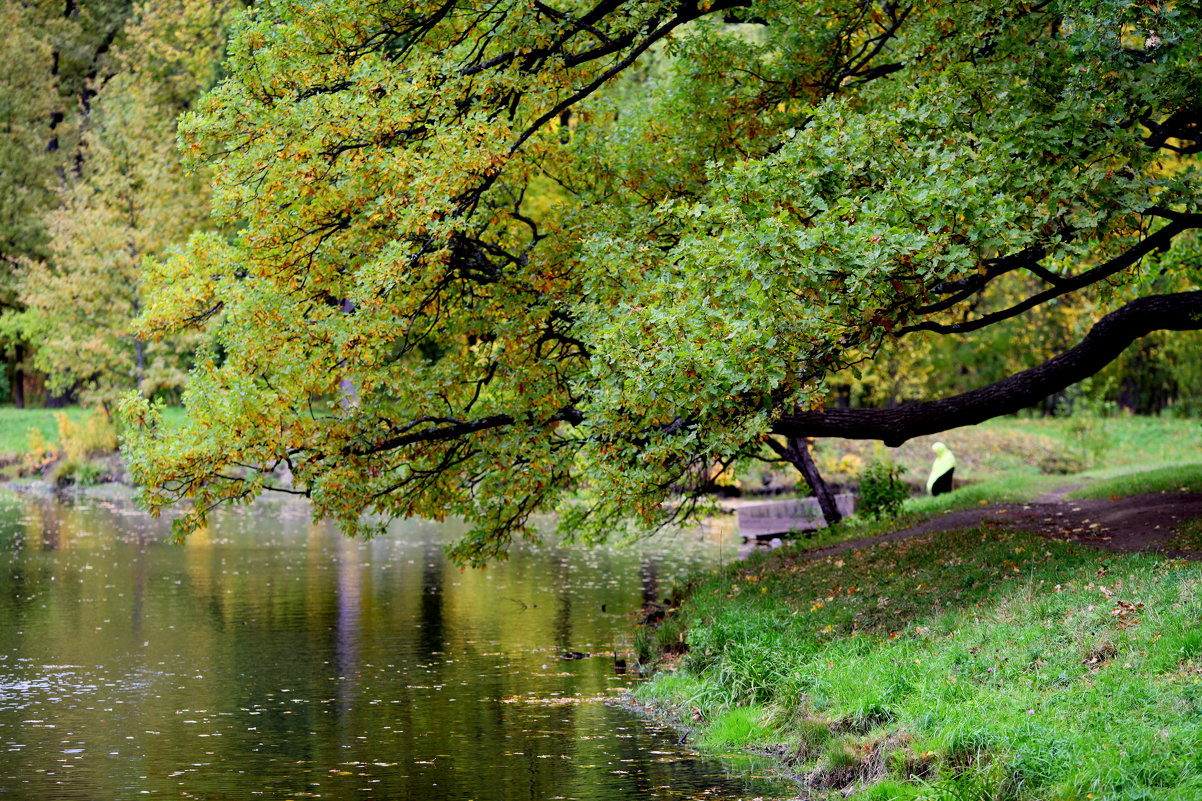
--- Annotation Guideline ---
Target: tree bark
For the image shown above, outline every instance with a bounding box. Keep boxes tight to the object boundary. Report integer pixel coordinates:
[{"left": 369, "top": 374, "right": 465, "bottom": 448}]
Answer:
[
  {"left": 766, "top": 436, "right": 843, "bottom": 526},
  {"left": 338, "top": 298, "right": 359, "bottom": 410},
  {"left": 133, "top": 296, "right": 144, "bottom": 391},
  {"left": 787, "top": 436, "right": 842, "bottom": 526},
  {"left": 774, "top": 291, "right": 1202, "bottom": 446},
  {"left": 12, "top": 343, "right": 24, "bottom": 409}
]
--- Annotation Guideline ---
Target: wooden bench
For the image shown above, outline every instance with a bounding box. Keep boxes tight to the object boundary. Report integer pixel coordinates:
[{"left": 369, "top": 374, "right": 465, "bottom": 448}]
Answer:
[{"left": 736, "top": 494, "right": 857, "bottom": 540}]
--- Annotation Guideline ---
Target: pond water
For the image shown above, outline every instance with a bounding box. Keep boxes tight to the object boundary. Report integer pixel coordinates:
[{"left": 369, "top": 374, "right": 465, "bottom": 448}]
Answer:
[{"left": 0, "top": 491, "right": 790, "bottom": 800}]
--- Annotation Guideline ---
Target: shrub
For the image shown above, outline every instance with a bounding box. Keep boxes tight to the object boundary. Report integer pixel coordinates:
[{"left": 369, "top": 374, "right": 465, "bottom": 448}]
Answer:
[
  {"left": 55, "top": 411, "right": 117, "bottom": 462},
  {"left": 858, "top": 460, "right": 908, "bottom": 520},
  {"left": 23, "top": 410, "right": 118, "bottom": 477},
  {"left": 23, "top": 427, "right": 57, "bottom": 472},
  {"left": 49, "top": 458, "right": 105, "bottom": 487}
]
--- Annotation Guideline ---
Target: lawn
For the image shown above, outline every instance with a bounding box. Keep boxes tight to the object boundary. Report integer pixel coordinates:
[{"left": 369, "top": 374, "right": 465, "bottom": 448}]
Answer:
[
  {"left": 0, "top": 405, "right": 188, "bottom": 458},
  {"left": 635, "top": 528, "right": 1202, "bottom": 799},
  {"left": 1068, "top": 463, "right": 1202, "bottom": 500}
]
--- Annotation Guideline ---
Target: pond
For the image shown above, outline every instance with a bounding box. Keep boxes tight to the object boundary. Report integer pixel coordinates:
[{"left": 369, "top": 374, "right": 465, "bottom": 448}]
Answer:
[{"left": 0, "top": 491, "right": 790, "bottom": 800}]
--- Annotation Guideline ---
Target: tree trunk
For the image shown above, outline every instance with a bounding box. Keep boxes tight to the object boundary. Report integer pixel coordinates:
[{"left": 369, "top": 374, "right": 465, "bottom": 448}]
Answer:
[
  {"left": 774, "top": 291, "right": 1202, "bottom": 446},
  {"left": 338, "top": 298, "right": 359, "bottom": 410},
  {"left": 12, "top": 343, "right": 24, "bottom": 409},
  {"left": 133, "top": 296, "right": 144, "bottom": 391},
  {"left": 44, "top": 391, "right": 70, "bottom": 409},
  {"left": 786, "top": 436, "right": 842, "bottom": 527}
]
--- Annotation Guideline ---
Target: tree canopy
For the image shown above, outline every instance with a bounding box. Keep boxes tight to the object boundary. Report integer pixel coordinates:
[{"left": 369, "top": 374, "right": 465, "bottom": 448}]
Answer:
[
  {"left": 20, "top": 0, "right": 233, "bottom": 403},
  {"left": 120, "top": 0, "right": 1202, "bottom": 563},
  {"left": 0, "top": 0, "right": 236, "bottom": 406}
]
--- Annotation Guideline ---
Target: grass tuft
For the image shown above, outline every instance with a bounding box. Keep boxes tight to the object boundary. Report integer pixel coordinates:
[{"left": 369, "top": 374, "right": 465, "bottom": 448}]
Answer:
[{"left": 698, "top": 706, "right": 774, "bottom": 750}]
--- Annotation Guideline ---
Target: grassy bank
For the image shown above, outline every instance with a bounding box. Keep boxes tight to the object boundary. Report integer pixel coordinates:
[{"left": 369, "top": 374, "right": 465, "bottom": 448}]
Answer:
[
  {"left": 0, "top": 405, "right": 188, "bottom": 485},
  {"left": 0, "top": 405, "right": 189, "bottom": 457},
  {"left": 0, "top": 407, "right": 96, "bottom": 456},
  {"left": 796, "top": 415, "right": 1202, "bottom": 494},
  {"left": 635, "top": 506, "right": 1202, "bottom": 797},
  {"left": 1068, "top": 463, "right": 1202, "bottom": 500}
]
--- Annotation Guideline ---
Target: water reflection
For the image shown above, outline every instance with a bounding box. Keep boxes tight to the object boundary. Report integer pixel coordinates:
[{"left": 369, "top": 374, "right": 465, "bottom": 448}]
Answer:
[{"left": 0, "top": 492, "right": 785, "bottom": 800}]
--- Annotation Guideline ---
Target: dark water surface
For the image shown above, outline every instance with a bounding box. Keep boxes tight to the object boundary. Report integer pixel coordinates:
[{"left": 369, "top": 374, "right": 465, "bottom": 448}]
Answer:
[{"left": 0, "top": 491, "right": 788, "bottom": 800}]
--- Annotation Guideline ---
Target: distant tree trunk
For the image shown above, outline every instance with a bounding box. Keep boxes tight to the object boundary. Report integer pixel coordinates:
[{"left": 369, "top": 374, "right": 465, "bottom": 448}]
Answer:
[
  {"left": 786, "top": 436, "right": 842, "bottom": 527},
  {"left": 44, "top": 391, "right": 70, "bottom": 409},
  {"left": 133, "top": 296, "right": 144, "bottom": 391},
  {"left": 12, "top": 344, "right": 24, "bottom": 409},
  {"left": 131, "top": 224, "right": 144, "bottom": 392}
]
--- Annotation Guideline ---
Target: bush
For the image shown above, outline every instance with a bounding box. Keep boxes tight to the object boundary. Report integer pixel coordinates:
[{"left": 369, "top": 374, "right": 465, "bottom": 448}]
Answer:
[
  {"left": 23, "top": 409, "right": 118, "bottom": 476},
  {"left": 49, "top": 458, "right": 104, "bottom": 487},
  {"left": 858, "top": 460, "right": 908, "bottom": 520},
  {"left": 55, "top": 410, "right": 117, "bottom": 462}
]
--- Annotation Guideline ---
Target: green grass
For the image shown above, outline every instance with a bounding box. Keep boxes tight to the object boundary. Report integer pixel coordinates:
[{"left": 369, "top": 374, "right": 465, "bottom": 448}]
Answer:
[
  {"left": 698, "top": 705, "right": 775, "bottom": 750},
  {"left": 636, "top": 529, "right": 1202, "bottom": 799},
  {"left": 1067, "top": 463, "right": 1202, "bottom": 500},
  {"left": 799, "top": 415, "right": 1202, "bottom": 493},
  {"left": 0, "top": 405, "right": 188, "bottom": 458},
  {"left": 0, "top": 407, "right": 93, "bottom": 456}
]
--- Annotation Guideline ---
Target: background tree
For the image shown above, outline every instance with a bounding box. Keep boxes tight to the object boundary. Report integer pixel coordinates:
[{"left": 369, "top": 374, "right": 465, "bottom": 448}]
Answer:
[
  {"left": 0, "top": 0, "right": 138, "bottom": 405},
  {"left": 20, "top": 0, "right": 236, "bottom": 404},
  {"left": 0, "top": 3, "right": 58, "bottom": 280},
  {"left": 121, "top": 0, "right": 1202, "bottom": 562}
]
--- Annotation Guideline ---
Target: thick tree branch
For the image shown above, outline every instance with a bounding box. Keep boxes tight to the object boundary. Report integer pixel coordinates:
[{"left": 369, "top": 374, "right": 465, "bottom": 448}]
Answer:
[
  {"left": 775, "top": 290, "right": 1202, "bottom": 447},
  {"left": 899, "top": 216, "right": 1202, "bottom": 336}
]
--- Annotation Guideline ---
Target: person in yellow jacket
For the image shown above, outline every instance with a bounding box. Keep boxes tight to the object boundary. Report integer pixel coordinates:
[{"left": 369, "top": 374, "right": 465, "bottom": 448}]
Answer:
[{"left": 927, "top": 442, "right": 956, "bottom": 496}]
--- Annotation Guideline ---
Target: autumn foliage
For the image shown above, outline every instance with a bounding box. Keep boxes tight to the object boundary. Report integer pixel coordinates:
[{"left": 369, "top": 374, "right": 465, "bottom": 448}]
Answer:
[{"left": 104, "top": 0, "right": 1201, "bottom": 562}]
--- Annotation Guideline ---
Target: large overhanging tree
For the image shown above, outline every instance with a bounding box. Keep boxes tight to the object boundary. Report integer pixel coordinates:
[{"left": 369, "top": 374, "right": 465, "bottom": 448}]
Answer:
[{"left": 121, "top": 0, "right": 1202, "bottom": 563}]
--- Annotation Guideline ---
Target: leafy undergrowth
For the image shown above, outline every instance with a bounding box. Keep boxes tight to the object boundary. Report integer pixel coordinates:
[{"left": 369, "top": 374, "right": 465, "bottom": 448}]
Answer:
[
  {"left": 635, "top": 528, "right": 1202, "bottom": 799},
  {"left": 1068, "top": 464, "right": 1202, "bottom": 501}
]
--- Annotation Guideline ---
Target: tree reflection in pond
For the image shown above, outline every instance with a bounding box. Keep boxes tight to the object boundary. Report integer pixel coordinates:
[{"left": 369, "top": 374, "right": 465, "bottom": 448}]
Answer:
[{"left": 0, "top": 492, "right": 785, "bottom": 800}]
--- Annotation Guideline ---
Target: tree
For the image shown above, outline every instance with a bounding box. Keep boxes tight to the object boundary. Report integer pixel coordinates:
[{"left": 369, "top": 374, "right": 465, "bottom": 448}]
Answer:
[
  {"left": 0, "top": 0, "right": 140, "bottom": 406},
  {"left": 0, "top": 3, "right": 65, "bottom": 407},
  {"left": 122, "top": 0, "right": 1202, "bottom": 563},
  {"left": 20, "top": 0, "right": 236, "bottom": 404},
  {"left": 0, "top": 3, "right": 58, "bottom": 279}
]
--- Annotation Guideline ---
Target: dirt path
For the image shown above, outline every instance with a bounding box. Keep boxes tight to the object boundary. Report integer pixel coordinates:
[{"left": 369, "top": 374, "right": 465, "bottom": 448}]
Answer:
[{"left": 788, "top": 488, "right": 1202, "bottom": 563}]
